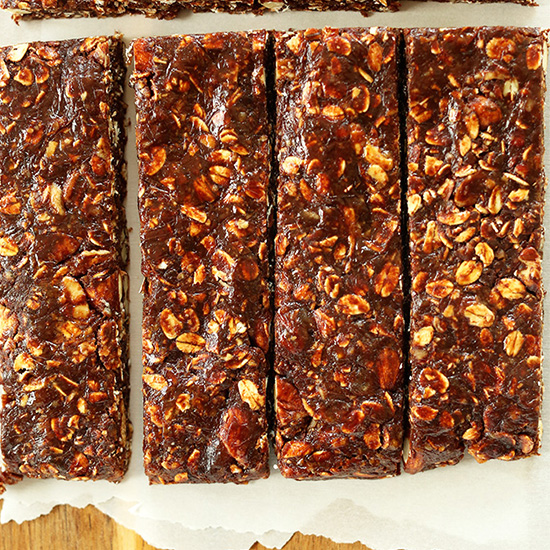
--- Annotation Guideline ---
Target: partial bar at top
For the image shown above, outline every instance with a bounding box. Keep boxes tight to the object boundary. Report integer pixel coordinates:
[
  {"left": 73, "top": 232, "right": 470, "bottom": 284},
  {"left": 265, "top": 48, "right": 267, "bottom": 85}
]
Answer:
[
  {"left": 274, "top": 27, "right": 405, "bottom": 479},
  {"left": 133, "top": 32, "right": 271, "bottom": 484},
  {"left": 0, "top": 0, "right": 534, "bottom": 20},
  {"left": 0, "top": 0, "right": 258, "bottom": 20},
  {"left": 0, "top": 36, "right": 130, "bottom": 493},
  {"left": 0, "top": 0, "right": 399, "bottom": 20},
  {"left": 405, "top": 27, "right": 546, "bottom": 473}
]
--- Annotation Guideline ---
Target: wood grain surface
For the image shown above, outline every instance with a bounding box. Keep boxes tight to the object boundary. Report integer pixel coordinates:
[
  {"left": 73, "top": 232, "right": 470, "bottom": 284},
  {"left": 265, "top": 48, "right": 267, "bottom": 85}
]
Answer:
[{"left": 0, "top": 502, "right": 371, "bottom": 550}]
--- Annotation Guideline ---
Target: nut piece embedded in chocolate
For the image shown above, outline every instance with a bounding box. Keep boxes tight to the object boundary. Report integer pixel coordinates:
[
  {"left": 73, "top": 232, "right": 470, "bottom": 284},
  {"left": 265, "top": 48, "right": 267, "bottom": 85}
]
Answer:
[
  {"left": 132, "top": 31, "right": 271, "bottom": 484},
  {"left": 0, "top": 35, "right": 130, "bottom": 493},
  {"left": 405, "top": 27, "right": 546, "bottom": 474},
  {"left": 274, "top": 27, "right": 405, "bottom": 480}
]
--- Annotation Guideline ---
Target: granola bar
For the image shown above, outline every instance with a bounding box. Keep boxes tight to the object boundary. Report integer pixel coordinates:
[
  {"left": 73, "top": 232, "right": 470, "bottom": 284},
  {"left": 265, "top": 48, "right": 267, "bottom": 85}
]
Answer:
[
  {"left": 419, "top": 0, "right": 535, "bottom": 4},
  {"left": 0, "top": 0, "right": 259, "bottom": 19},
  {"left": 405, "top": 27, "right": 546, "bottom": 473},
  {"left": 133, "top": 32, "right": 271, "bottom": 484},
  {"left": 0, "top": 36, "right": 130, "bottom": 493},
  {"left": 0, "top": 0, "right": 179, "bottom": 19},
  {"left": 261, "top": 0, "right": 399, "bottom": 14},
  {"left": 0, "top": 0, "right": 535, "bottom": 18},
  {"left": 274, "top": 27, "right": 405, "bottom": 479},
  {"left": 177, "top": 0, "right": 258, "bottom": 12}
]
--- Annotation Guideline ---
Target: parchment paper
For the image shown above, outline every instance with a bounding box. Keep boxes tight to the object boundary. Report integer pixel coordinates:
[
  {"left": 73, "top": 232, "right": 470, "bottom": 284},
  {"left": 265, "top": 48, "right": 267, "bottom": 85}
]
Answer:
[{"left": 1, "top": 3, "right": 550, "bottom": 549}]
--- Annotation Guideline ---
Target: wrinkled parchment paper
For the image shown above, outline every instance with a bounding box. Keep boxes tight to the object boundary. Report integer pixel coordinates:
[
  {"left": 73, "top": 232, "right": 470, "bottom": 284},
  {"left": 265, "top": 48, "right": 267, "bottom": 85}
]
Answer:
[{"left": 1, "top": 4, "right": 550, "bottom": 549}]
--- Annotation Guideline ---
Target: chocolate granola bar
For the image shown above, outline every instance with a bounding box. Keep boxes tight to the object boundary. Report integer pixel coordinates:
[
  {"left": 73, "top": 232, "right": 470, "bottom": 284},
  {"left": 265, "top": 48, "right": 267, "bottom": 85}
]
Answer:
[
  {"left": 133, "top": 32, "right": 271, "bottom": 484},
  {"left": 0, "top": 0, "right": 179, "bottom": 19},
  {"left": 418, "top": 0, "right": 535, "bottom": 5},
  {"left": 274, "top": 27, "right": 405, "bottom": 479},
  {"left": 0, "top": 36, "right": 130, "bottom": 493},
  {"left": 266, "top": 0, "right": 399, "bottom": 14},
  {"left": 405, "top": 27, "right": 546, "bottom": 473},
  {"left": 0, "top": 0, "right": 260, "bottom": 19}
]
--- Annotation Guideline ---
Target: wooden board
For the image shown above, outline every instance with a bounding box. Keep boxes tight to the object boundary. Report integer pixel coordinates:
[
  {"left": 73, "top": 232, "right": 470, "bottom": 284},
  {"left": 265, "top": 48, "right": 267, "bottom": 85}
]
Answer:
[{"left": 0, "top": 503, "right": 372, "bottom": 550}]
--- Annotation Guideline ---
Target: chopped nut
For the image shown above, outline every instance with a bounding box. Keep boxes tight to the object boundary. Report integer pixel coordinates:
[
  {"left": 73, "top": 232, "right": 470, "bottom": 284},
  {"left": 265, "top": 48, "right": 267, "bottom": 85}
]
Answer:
[
  {"left": 143, "top": 373, "right": 168, "bottom": 391},
  {"left": 337, "top": 294, "right": 371, "bottom": 315},
  {"left": 14, "top": 68, "right": 33, "bottom": 86},
  {"left": 486, "top": 37, "right": 516, "bottom": 61},
  {"left": 7, "top": 43, "right": 29, "bottom": 63},
  {"left": 143, "top": 146, "right": 166, "bottom": 176},
  {"left": 469, "top": 96, "right": 502, "bottom": 127},
  {"left": 14, "top": 352, "right": 35, "bottom": 371},
  {"left": 176, "top": 393, "right": 191, "bottom": 412},
  {"left": 0, "top": 236, "right": 18, "bottom": 256},
  {"left": 421, "top": 367, "right": 449, "bottom": 394},
  {"left": 364, "top": 143, "right": 393, "bottom": 171},
  {"left": 376, "top": 348, "right": 400, "bottom": 390},
  {"left": 181, "top": 204, "right": 207, "bottom": 224},
  {"left": 422, "top": 220, "right": 439, "bottom": 253},
  {"left": 367, "top": 164, "right": 388, "bottom": 186},
  {"left": 367, "top": 42, "right": 383, "bottom": 72},
  {"left": 526, "top": 43, "right": 542, "bottom": 70}
]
